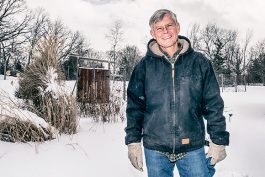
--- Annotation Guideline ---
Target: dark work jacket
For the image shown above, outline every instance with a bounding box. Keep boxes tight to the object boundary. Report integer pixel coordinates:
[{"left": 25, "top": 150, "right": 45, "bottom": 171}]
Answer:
[{"left": 125, "top": 36, "right": 229, "bottom": 154}]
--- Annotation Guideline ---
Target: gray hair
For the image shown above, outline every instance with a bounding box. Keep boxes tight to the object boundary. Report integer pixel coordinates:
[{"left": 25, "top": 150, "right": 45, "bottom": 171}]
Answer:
[{"left": 149, "top": 9, "right": 178, "bottom": 32}]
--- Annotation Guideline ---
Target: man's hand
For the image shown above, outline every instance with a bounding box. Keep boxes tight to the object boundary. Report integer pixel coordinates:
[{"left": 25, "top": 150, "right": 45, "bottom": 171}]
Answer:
[
  {"left": 206, "top": 141, "right": 227, "bottom": 165},
  {"left": 128, "top": 142, "right": 143, "bottom": 172}
]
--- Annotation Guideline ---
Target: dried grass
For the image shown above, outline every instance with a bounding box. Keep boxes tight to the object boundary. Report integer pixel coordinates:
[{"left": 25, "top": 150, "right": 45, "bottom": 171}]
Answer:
[
  {"left": 0, "top": 116, "right": 52, "bottom": 143},
  {"left": 17, "top": 35, "right": 65, "bottom": 106},
  {"left": 78, "top": 83, "right": 125, "bottom": 123},
  {"left": 36, "top": 92, "right": 78, "bottom": 134},
  {"left": 2, "top": 35, "right": 80, "bottom": 142},
  {"left": 18, "top": 36, "right": 78, "bottom": 134},
  {"left": 0, "top": 92, "right": 54, "bottom": 143}
]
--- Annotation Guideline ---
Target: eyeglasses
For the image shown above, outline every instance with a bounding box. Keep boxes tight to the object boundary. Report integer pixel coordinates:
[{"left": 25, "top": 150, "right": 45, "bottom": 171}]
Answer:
[{"left": 154, "top": 23, "right": 176, "bottom": 33}]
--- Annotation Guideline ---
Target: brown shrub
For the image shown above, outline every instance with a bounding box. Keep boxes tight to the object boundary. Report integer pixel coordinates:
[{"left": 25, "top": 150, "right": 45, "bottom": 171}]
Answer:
[{"left": 0, "top": 116, "right": 53, "bottom": 143}]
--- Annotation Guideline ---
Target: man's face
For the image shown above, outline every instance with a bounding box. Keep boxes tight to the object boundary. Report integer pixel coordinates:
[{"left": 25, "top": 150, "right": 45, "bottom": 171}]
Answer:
[{"left": 150, "top": 14, "right": 180, "bottom": 51}]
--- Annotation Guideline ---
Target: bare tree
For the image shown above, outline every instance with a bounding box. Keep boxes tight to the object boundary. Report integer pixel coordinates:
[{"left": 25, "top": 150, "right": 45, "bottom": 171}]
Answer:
[
  {"left": 200, "top": 22, "right": 237, "bottom": 75},
  {"left": 248, "top": 39, "right": 265, "bottom": 85},
  {"left": 0, "top": 0, "right": 31, "bottom": 42},
  {"left": 105, "top": 19, "right": 123, "bottom": 75},
  {"left": 25, "top": 8, "right": 50, "bottom": 65},
  {"left": 186, "top": 22, "right": 201, "bottom": 51},
  {"left": 140, "top": 34, "right": 150, "bottom": 48},
  {"left": 45, "top": 19, "right": 91, "bottom": 62},
  {"left": 0, "top": 0, "right": 32, "bottom": 79},
  {"left": 241, "top": 29, "right": 253, "bottom": 75},
  {"left": 224, "top": 29, "right": 253, "bottom": 86},
  {"left": 117, "top": 45, "right": 142, "bottom": 80},
  {"left": 25, "top": 15, "right": 93, "bottom": 80}
]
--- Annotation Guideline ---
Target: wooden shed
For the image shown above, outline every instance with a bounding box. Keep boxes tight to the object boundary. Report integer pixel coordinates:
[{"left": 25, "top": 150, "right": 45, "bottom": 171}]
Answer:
[{"left": 77, "top": 68, "right": 110, "bottom": 103}]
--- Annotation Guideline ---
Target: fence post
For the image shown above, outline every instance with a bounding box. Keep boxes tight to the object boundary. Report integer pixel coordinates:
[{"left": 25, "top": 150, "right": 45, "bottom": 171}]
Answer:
[
  {"left": 123, "top": 68, "right": 126, "bottom": 100},
  {"left": 76, "top": 56, "right": 79, "bottom": 98},
  {"left": 221, "top": 74, "right": 224, "bottom": 93},
  {"left": 93, "top": 68, "right": 96, "bottom": 100},
  {"left": 244, "top": 75, "right": 247, "bottom": 92},
  {"left": 235, "top": 74, "right": 237, "bottom": 92},
  {"left": 229, "top": 114, "right": 233, "bottom": 122}
]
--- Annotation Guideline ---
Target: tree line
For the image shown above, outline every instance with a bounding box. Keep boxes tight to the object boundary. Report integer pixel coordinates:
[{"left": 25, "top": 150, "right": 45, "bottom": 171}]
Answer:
[
  {"left": 0, "top": 0, "right": 101, "bottom": 80},
  {"left": 187, "top": 22, "right": 265, "bottom": 86},
  {"left": 0, "top": 0, "right": 264, "bottom": 85},
  {"left": 108, "top": 21, "right": 265, "bottom": 85},
  {"left": 0, "top": 0, "right": 142, "bottom": 81}
]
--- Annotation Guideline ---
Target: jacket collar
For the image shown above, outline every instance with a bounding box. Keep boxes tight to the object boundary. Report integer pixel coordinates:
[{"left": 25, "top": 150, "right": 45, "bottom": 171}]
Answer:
[{"left": 146, "top": 35, "right": 193, "bottom": 58}]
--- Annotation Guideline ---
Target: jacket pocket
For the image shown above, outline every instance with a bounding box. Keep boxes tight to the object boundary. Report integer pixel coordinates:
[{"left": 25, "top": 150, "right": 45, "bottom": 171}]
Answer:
[
  {"left": 179, "top": 76, "right": 204, "bottom": 133},
  {"left": 180, "top": 76, "right": 202, "bottom": 101}
]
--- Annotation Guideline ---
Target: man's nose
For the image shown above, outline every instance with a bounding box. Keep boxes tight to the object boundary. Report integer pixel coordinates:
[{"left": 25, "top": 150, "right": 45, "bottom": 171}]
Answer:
[{"left": 163, "top": 27, "right": 168, "bottom": 34}]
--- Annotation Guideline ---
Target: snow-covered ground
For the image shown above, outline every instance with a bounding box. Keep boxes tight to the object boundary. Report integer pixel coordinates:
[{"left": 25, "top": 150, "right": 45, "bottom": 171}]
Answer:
[{"left": 0, "top": 75, "right": 265, "bottom": 177}]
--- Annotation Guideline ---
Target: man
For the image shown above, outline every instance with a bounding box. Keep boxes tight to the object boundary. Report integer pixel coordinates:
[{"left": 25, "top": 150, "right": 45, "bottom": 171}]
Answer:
[{"left": 125, "top": 9, "right": 229, "bottom": 177}]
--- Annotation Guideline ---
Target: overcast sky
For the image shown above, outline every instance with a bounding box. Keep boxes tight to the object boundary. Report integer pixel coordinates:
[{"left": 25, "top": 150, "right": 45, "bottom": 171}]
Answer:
[{"left": 26, "top": 0, "right": 265, "bottom": 53}]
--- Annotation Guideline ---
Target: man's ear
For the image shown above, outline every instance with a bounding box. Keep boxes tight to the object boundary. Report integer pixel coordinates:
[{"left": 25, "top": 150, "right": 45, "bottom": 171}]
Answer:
[{"left": 150, "top": 30, "right": 156, "bottom": 39}]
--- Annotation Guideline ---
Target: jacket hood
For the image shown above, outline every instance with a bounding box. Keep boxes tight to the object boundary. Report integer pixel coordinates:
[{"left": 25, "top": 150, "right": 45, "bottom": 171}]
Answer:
[{"left": 146, "top": 35, "right": 194, "bottom": 58}]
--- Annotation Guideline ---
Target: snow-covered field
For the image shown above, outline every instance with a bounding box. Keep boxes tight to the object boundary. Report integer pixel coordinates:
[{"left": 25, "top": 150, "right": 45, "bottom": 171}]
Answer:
[{"left": 0, "top": 75, "right": 265, "bottom": 177}]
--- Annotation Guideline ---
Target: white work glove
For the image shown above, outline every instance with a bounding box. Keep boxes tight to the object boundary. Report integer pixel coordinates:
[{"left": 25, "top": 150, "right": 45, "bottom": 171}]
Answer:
[
  {"left": 128, "top": 142, "right": 143, "bottom": 172},
  {"left": 206, "top": 141, "right": 227, "bottom": 165}
]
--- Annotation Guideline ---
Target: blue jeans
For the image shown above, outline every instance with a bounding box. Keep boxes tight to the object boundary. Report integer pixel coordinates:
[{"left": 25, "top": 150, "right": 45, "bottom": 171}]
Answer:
[{"left": 144, "top": 147, "right": 215, "bottom": 177}]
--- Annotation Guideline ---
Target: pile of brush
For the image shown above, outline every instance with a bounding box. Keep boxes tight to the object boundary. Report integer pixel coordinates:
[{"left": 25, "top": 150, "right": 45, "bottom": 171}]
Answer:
[
  {"left": 0, "top": 35, "right": 78, "bottom": 143},
  {"left": 0, "top": 91, "right": 55, "bottom": 142}
]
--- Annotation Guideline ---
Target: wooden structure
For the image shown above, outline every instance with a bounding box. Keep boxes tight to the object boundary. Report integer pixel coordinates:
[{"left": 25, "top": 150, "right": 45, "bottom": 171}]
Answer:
[
  {"left": 68, "top": 55, "right": 127, "bottom": 102},
  {"left": 78, "top": 68, "right": 110, "bottom": 103},
  {"left": 68, "top": 55, "right": 113, "bottom": 103}
]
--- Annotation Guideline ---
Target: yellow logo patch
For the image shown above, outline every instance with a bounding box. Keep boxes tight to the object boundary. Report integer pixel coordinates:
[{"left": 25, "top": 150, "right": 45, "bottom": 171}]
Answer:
[{"left": 182, "top": 138, "right": 190, "bottom": 145}]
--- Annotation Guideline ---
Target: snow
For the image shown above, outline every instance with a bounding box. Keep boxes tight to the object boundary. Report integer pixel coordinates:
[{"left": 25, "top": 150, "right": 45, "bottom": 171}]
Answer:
[
  {"left": 0, "top": 89, "right": 51, "bottom": 131},
  {"left": 0, "top": 103, "right": 54, "bottom": 135},
  {"left": 0, "top": 75, "right": 265, "bottom": 177},
  {"left": 40, "top": 67, "right": 60, "bottom": 94},
  {"left": 39, "top": 67, "right": 72, "bottom": 97}
]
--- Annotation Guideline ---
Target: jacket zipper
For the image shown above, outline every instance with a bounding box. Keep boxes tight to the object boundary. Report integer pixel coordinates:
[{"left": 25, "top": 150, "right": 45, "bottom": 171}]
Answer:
[
  {"left": 163, "top": 55, "right": 180, "bottom": 155},
  {"left": 172, "top": 63, "right": 176, "bottom": 155}
]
